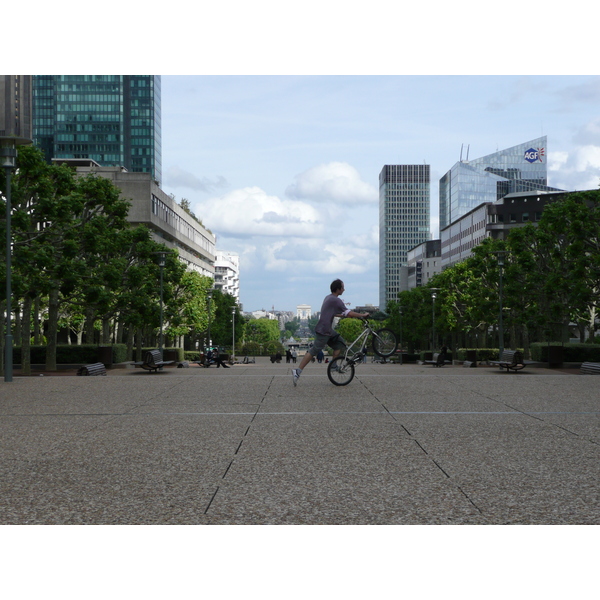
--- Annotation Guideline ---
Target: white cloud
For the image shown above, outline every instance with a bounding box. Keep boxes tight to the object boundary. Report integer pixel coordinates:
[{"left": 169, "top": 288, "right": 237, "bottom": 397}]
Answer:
[
  {"left": 573, "top": 117, "right": 600, "bottom": 146},
  {"left": 165, "top": 166, "right": 228, "bottom": 192},
  {"left": 548, "top": 151, "right": 568, "bottom": 171},
  {"left": 193, "top": 186, "right": 324, "bottom": 238},
  {"left": 548, "top": 146, "right": 600, "bottom": 191},
  {"left": 286, "top": 161, "right": 378, "bottom": 205}
]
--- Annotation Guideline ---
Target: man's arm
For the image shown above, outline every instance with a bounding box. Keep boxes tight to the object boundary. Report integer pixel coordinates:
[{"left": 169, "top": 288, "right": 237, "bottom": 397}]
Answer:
[{"left": 336, "top": 309, "right": 369, "bottom": 319}]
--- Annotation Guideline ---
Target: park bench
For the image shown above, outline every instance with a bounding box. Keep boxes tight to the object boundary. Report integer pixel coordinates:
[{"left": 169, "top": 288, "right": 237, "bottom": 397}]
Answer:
[
  {"left": 131, "top": 349, "right": 175, "bottom": 373},
  {"left": 489, "top": 350, "right": 526, "bottom": 372},
  {"left": 77, "top": 362, "right": 107, "bottom": 376},
  {"left": 424, "top": 353, "right": 450, "bottom": 367},
  {"left": 580, "top": 362, "right": 600, "bottom": 374}
]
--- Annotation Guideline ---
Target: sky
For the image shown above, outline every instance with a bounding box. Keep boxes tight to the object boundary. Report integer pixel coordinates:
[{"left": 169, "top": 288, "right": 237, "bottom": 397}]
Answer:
[
  {"left": 159, "top": 74, "right": 600, "bottom": 312},
  {"left": 10, "top": 3, "right": 599, "bottom": 317}
]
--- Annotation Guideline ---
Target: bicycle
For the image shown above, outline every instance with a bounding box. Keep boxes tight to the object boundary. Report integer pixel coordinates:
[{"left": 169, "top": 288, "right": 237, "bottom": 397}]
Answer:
[{"left": 327, "top": 319, "right": 398, "bottom": 386}]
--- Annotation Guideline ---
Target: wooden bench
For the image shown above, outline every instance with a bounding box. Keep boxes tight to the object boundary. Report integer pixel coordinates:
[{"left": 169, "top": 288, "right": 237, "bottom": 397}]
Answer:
[
  {"left": 489, "top": 350, "right": 526, "bottom": 372},
  {"left": 424, "top": 352, "right": 450, "bottom": 367},
  {"left": 581, "top": 362, "right": 600, "bottom": 374},
  {"left": 131, "top": 350, "right": 175, "bottom": 373},
  {"left": 77, "top": 362, "right": 107, "bottom": 376}
]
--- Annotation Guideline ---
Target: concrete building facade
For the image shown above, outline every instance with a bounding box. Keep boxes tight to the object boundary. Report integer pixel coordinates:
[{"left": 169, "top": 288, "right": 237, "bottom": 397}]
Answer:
[
  {"left": 440, "top": 190, "right": 570, "bottom": 269},
  {"left": 407, "top": 239, "right": 442, "bottom": 289},
  {"left": 214, "top": 251, "right": 240, "bottom": 301},
  {"left": 56, "top": 160, "right": 215, "bottom": 277},
  {"left": 1, "top": 75, "right": 32, "bottom": 140}
]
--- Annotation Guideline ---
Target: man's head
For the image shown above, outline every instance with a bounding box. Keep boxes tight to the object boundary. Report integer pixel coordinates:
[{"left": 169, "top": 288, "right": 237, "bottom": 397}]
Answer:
[{"left": 330, "top": 279, "right": 345, "bottom": 294}]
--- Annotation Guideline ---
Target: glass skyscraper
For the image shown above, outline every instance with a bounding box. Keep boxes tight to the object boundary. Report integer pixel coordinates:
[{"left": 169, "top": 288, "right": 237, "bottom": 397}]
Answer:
[
  {"left": 439, "top": 136, "right": 561, "bottom": 230},
  {"left": 379, "top": 164, "right": 430, "bottom": 310},
  {"left": 32, "top": 75, "right": 162, "bottom": 184}
]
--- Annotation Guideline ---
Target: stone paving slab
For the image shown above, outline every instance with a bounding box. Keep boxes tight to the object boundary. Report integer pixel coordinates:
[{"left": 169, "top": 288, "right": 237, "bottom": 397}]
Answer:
[{"left": 0, "top": 360, "right": 598, "bottom": 524}]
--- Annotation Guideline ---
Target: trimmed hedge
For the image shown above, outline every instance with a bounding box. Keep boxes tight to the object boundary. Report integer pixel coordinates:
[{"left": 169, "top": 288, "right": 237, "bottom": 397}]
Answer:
[
  {"left": 455, "top": 344, "right": 600, "bottom": 362},
  {"left": 530, "top": 342, "right": 600, "bottom": 362},
  {"left": 392, "top": 353, "right": 419, "bottom": 363},
  {"left": 11, "top": 344, "right": 184, "bottom": 364},
  {"left": 12, "top": 344, "right": 111, "bottom": 364},
  {"left": 419, "top": 351, "right": 453, "bottom": 361},
  {"left": 456, "top": 348, "right": 506, "bottom": 361}
]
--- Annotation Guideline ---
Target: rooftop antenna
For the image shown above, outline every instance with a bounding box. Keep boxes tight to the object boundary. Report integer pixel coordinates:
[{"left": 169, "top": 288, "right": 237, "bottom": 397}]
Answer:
[
  {"left": 466, "top": 144, "right": 470, "bottom": 161},
  {"left": 460, "top": 143, "right": 463, "bottom": 162}
]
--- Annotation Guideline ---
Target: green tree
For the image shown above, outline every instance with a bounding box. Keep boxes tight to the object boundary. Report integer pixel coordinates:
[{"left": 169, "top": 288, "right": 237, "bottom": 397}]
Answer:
[
  {"left": 198, "top": 287, "right": 243, "bottom": 349},
  {"left": 1, "top": 146, "right": 78, "bottom": 372},
  {"left": 245, "top": 318, "right": 280, "bottom": 345}
]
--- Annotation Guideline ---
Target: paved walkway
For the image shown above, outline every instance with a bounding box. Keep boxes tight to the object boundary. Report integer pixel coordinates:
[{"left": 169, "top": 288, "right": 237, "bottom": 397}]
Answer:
[{"left": 1, "top": 359, "right": 599, "bottom": 524}]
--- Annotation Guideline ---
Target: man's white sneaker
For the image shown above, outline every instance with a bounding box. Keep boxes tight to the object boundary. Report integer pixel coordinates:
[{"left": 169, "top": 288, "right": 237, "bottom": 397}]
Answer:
[{"left": 291, "top": 369, "right": 300, "bottom": 386}]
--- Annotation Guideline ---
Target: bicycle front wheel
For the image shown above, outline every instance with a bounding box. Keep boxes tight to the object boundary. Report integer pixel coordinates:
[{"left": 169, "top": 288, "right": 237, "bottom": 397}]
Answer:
[
  {"left": 372, "top": 328, "right": 398, "bottom": 357},
  {"left": 327, "top": 356, "right": 355, "bottom": 386}
]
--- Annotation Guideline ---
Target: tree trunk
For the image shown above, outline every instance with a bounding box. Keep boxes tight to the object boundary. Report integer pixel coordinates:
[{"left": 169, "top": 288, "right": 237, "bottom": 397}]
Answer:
[
  {"left": 126, "top": 326, "right": 134, "bottom": 361},
  {"left": 33, "top": 296, "right": 42, "bottom": 345},
  {"left": 100, "top": 316, "right": 111, "bottom": 345},
  {"left": 135, "top": 327, "right": 143, "bottom": 362},
  {"left": 116, "top": 317, "right": 124, "bottom": 344},
  {"left": 14, "top": 303, "right": 21, "bottom": 347},
  {"left": 45, "top": 288, "right": 59, "bottom": 371},
  {"left": 522, "top": 325, "right": 531, "bottom": 360},
  {"left": 21, "top": 296, "right": 33, "bottom": 375},
  {"left": 85, "top": 308, "right": 95, "bottom": 344},
  {"left": 0, "top": 300, "right": 5, "bottom": 376}
]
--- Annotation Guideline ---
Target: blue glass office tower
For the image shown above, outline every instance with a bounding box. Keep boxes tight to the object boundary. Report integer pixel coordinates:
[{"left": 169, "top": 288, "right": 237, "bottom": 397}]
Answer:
[
  {"left": 32, "top": 75, "right": 162, "bottom": 184},
  {"left": 379, "top": 164, "right": 430, "bottom": 310},
  {"left": 439, "top": 136, "right": 562, "bottom": 230}
]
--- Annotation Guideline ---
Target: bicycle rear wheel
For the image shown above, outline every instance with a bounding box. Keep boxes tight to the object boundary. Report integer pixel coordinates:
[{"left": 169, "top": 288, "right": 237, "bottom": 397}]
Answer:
[
  {"left": 327, "top": 356, "right": 355, "bottom": 386},
  {"left": 372, "top": 328, "right": 397, "bottom": 357}
]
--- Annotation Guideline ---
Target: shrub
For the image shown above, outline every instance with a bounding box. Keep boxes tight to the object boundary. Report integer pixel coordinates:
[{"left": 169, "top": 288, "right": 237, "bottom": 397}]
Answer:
[
  {"left": 530, "top": 342, "right": 600, "bottom": 362},
  {"left": 456, "top": 348, "right": 507, "bottom": 361}
]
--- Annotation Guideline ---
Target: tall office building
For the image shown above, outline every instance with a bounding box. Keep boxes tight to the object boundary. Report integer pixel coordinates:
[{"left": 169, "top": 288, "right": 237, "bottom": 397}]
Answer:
[
  {"left": 1, "top": 75, "right": 33, "bottom": 139},
  {"left": 379, "top": 164, "right": 430, "bottom": 310},
  {"left": 439, "top": 136, "right": 562, "bottom": 230},
  {"left": 32, "top": 75, "right": 162, "bottom": 184}
]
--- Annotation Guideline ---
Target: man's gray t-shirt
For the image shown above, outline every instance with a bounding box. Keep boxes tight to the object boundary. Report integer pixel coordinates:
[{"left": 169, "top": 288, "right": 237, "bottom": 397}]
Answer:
[{"left": 315, "top": 294, "right": 348, "bottom": 336}]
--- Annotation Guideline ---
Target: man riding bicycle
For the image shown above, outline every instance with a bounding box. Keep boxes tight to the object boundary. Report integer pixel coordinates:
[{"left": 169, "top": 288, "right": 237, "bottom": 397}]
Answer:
[{"left": 291, "top": 279, "right": 369, "bottom": 386}]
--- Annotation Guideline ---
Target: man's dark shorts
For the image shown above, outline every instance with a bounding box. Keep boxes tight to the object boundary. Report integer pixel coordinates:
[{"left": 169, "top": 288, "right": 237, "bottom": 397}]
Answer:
[{"left": 308, "top": 332, "right": 346, "bottom": 357}]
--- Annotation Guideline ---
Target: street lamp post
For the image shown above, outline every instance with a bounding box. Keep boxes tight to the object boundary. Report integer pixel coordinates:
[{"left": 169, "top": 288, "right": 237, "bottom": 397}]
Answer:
[
  {"left": 398, "top": 305, "right": 403, "bottom": 365},
  {"left": 157, "top": 252, "right": 167, "bottom": 360},
  {"left": 430, "top": 288, "right": 440, "bottom": 352},
  {"left": 495, "top": 252, "right": 507, "bottom": 356},
  {"left": 231, "top": 306, "right": 236, "bottom": 363},
  {"left": 2, "top": 136, "right": 31, "bottom": 383},
  {"left": 207, "top": 289, "right": 213, "bottom": 350},
  {"left": 153, "top": 250, "right": 173, "bottom": 361}
]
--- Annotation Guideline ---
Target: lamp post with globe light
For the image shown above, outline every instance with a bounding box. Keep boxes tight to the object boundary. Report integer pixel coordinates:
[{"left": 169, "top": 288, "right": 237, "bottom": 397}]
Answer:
[{"left": 2, "top": 135, "right": 32, "bottom": 382}]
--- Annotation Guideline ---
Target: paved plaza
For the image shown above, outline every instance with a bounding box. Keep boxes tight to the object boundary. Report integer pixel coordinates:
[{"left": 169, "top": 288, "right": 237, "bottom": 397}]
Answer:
[{"left": 0, "top": 359, "right": 599, "bottom": 525}]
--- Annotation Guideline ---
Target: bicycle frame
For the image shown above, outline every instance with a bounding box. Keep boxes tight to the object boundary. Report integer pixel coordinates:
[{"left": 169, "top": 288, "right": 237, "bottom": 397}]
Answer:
[{"left": 338, "top": 320, "right": 376, "bottom": 363}]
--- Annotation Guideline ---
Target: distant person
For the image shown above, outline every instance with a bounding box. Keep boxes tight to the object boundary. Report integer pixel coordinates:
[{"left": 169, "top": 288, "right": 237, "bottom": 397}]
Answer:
[
  {"left": 212, "top": 348, "right": 230, "bottom": 368},
  {"left": 438, "top": 346, "right": 448, "bottom": 365},
  {"left": 291, "top": 279, "right": 369, "bottom": 386},
  {"left": 291, "top": 349, "right": 297, "bottom": 363},
  {"left": 317, "top": 349, "right": 324, "bottom": 363}
]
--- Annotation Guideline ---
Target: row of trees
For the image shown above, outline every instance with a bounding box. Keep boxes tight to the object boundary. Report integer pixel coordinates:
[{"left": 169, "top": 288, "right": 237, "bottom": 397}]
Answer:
[
  {"left": 0, "top": 146, "right": 253, "bottom": 374},
  {"left": 382, "top": 190, "right": 600, "bottom": 357}
]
